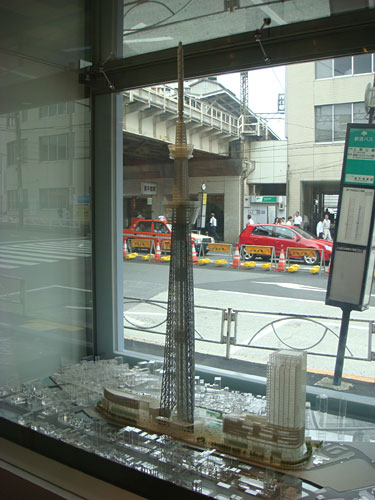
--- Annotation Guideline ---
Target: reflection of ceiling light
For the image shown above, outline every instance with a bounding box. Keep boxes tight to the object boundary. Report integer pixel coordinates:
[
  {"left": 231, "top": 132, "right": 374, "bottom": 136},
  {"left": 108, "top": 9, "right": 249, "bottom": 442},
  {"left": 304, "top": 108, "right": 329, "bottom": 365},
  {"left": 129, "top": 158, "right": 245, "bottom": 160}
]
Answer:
[{"left": 124, "top": 37, "right": 173, "bottom": 43}]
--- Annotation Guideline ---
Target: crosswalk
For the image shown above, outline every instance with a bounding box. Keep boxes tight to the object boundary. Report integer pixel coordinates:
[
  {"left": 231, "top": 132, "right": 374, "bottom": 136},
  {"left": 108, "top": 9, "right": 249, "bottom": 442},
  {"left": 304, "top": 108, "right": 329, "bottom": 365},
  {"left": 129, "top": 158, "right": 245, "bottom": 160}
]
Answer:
[{"left": 0, "top": 239, "right": 91, "bottom": 270}]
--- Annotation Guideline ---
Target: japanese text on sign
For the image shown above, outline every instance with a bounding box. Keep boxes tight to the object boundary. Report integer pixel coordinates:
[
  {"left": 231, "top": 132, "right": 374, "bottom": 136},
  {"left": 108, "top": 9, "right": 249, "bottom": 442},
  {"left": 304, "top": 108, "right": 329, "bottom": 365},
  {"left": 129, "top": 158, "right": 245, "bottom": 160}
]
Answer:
[
  {"left": 244, "top": 245, "right": 272, "bottom": 255},
  {"left": 131, "top": 239, "right": 152, "bottom": 248},
  {"left": 208, "top": 243, "right": 232, "bottom": 253},
  {"left": 288, "top": 248, "right": 316, "bottom": 258}
]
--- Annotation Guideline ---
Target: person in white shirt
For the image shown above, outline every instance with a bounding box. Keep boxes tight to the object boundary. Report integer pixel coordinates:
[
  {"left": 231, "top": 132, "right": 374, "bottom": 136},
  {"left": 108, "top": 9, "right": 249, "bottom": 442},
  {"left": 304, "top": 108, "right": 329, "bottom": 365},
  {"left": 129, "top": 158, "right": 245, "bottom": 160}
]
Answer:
[
  {"left": 322, "top": 214, "right": 332, "bottom": 241},
  {"left": 286, "top": 216, "right": 293, "bottom": 226},
  {"left": 209, "top": 212, "right": 218, "bottom": 241},
  {"left": 246, "top": 214, "right": 254, "bottom": 226},
  {"left": 316, "top": 218, "right": 324, "bottom": 238},
  {"left": 294, "top": 211, "right": 302, "bottom": 227}
]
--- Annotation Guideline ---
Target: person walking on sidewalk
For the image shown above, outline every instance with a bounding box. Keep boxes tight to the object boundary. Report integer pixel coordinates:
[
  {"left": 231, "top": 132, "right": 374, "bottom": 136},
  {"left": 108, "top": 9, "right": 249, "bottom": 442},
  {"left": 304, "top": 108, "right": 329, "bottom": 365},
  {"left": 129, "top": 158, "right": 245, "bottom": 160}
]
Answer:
[
  {"left": 316, "top": 218, "right": 324, "bottom": 239},
  {"left": 209, "top": 212, "right": 219, "bottom": 241},
  {"left": 294, "top": 211, "right": 302, "bottom": 227},
  {"left": 322, "top": 213, "right": 332, "bottom": 241}
]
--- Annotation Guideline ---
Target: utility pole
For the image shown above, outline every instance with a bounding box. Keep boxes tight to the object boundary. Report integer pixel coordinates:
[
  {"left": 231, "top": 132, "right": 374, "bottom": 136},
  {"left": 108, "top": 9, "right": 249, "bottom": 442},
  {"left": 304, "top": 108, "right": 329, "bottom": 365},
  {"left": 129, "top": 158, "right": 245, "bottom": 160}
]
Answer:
[{"left": 15, "top": 112, "right": 24, "bottom": 228}]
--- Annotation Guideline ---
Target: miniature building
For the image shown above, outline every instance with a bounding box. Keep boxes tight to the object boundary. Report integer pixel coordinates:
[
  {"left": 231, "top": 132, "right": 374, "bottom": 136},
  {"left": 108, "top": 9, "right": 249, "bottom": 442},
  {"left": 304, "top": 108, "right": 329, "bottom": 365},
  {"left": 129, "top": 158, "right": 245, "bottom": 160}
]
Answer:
[
  {"left": 222, "top": 350, "right": 307, "bottom": 464},
  {"left": 266, "top": 350, "right": 307, "bottom": 430}
]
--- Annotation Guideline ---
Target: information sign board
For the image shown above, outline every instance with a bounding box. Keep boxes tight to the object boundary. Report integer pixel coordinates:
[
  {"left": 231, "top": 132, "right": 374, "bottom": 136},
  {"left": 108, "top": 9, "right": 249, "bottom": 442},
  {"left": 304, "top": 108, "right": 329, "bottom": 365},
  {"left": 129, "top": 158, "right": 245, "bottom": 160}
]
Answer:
[{"left": 326, "top": 124, "right": 375, "bottom": 311}]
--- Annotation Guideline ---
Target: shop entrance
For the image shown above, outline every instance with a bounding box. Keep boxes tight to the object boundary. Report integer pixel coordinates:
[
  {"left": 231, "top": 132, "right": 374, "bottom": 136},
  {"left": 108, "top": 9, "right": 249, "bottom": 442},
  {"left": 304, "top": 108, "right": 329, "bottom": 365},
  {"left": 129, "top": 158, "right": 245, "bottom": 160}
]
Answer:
[
  {"left": 302, "top": 181, "right": 339, "bottom": 235},
  {"left": 206, "top": 194, "right": 224, "bottom": 241}
]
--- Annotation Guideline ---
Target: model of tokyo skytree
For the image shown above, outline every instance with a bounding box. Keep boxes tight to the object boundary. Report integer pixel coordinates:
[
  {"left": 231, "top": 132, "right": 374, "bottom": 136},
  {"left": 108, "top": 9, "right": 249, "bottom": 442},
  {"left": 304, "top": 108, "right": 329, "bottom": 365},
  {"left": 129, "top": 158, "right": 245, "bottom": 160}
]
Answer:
[{"left": 159, "top": 43, "right": 198, "bottom": 424}]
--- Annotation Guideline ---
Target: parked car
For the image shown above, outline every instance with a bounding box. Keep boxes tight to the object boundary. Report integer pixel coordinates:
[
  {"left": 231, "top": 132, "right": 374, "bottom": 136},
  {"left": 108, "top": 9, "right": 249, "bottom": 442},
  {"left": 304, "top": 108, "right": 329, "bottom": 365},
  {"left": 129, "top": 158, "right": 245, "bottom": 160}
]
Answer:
[
  {"left": 239, "top": 223, "right": 333, "bottom": 265},
  {"left": 123, "top": 218, "right": 214, "bottom": 254}
]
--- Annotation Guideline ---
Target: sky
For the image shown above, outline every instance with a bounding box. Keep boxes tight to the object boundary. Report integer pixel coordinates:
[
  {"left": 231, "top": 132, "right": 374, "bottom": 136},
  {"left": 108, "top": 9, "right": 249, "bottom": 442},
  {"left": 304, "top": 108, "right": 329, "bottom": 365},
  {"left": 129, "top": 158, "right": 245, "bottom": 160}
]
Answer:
[{"left": 218, "top": 66, "right": 286, "bottom": 139}]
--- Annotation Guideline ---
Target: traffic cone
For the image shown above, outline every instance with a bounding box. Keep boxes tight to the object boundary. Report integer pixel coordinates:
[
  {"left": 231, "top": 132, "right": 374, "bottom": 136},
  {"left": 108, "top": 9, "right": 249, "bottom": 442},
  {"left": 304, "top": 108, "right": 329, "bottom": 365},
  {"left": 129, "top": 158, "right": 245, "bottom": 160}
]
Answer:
[
  {"left": 153, "top": 240, "right": 161, "bottom": 263},
  {"left": 123, "top": 239, "right": 128, "bottom": 259},
  {"left": 230, "top": 243, "right": 242, "bottom": 269},
  {"left": 192, "top": 241, "right": 198, "bottom": 265},
  {"left": 275, "top": 247, "right": 286, "bottom": 272},
  {"left": 325, "top": 258, "right": 331, "bottom": 276}
]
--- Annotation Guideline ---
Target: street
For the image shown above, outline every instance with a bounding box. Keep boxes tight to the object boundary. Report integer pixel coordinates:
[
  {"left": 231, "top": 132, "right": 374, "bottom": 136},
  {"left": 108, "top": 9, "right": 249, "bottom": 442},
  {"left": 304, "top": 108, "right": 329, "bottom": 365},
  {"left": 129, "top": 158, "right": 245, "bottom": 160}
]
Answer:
[
  {"left": 123, "top": 257, "right": 375, "bottom": 382},
  {"left": 0, "top": 232, "right": 373, "bottom": 384}
]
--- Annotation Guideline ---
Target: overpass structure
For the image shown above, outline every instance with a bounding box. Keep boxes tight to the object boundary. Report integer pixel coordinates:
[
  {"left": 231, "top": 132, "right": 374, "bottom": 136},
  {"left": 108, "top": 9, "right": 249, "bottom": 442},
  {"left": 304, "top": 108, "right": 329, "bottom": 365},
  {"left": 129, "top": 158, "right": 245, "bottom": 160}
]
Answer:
[{"left": 122, "top": 78, "right": 280, "bottom": 242}]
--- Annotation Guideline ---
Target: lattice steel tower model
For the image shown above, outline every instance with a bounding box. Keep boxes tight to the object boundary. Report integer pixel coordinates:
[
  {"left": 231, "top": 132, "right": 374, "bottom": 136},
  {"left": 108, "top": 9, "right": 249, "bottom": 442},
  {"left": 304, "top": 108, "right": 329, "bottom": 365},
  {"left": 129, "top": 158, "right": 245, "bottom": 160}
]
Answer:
[{"left": 160, "top": 43, "right": 197, "bottom": 424}]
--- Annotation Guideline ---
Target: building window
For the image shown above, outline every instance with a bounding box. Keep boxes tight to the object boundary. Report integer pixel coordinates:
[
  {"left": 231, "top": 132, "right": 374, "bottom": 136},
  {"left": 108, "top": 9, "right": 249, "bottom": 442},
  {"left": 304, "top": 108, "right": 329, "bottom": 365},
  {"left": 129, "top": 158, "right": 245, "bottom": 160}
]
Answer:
[
  {"left": 39, "top": 102, "right": 71, "bottom": 118},
  {"left": 39, "top": 133, "right": 69, "bottom": 161},
  {"left": 315, "top": 54, "right": 374, "bottom": 79},
  {"left": 7, "top": 189, "right": 28, "bottom": 209},
  {"left": 7, "top": 139, "right": 27, "bottom": 166},
  {"left": 315, "top": 102, "right": 366, "bottom": 142},
  {"left": 39, "top": 188, "right": 69, "bottom": 209}
]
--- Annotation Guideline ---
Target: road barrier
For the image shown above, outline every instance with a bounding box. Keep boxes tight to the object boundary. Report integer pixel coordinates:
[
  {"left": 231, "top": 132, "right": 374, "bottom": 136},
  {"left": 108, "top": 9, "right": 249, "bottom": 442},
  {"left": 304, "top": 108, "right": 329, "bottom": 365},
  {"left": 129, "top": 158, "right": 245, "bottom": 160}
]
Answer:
[
  {"left": 240, "top": 245, "right": 276, "bottom": 270},
  {"left": 286, "top": 247, "right": 325, "bottom": 274},
  {"left": 124, "top": 296, "right": 375, "bottom": 363}
]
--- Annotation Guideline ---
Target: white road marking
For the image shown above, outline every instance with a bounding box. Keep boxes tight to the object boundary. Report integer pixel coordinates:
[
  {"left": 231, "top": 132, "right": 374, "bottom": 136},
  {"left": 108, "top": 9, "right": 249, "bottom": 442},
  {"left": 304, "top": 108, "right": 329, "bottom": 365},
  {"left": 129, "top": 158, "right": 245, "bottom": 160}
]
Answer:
[
  {"left": 253, "top": 281, "right": 326, "bottom": 292},
  {"left": 0, "top": 251, "right": 56, "bottom": 263}
]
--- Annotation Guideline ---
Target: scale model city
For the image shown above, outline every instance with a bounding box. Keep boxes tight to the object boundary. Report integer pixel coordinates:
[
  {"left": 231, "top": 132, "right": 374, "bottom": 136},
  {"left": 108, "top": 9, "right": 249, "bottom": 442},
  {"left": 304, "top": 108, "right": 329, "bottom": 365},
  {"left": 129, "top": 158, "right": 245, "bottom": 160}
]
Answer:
[{"left": 97, "top": 43, "right": 309, "bottom": 468}]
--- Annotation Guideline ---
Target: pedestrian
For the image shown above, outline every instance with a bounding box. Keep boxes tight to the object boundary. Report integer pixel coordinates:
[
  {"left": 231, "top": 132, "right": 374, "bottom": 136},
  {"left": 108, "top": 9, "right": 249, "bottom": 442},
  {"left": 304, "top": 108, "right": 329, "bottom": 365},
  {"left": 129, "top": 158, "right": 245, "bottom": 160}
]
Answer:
[
  {"left": 246, "top": 214, "right": 254, "bottom": 226},
  {"left": 322, "top": 213, "right": 332, "bottom": 241},
  {"left": 294, "top": 211, "right": 302, "bottom": 227},
  {"left": 286, "top": 216, "right": 293, "bottom": 226},
  {"left": 273, "top": 217, "right": 280, "bottom": 224},
  {"left": 280, "top": 217, "right": 285, "bottom": 224},
  {"left": 316, "top": 218, "right": 324, "bottom": 239},
  {"left": 209, "top": 212, "right": 219, "bottom": 241}
]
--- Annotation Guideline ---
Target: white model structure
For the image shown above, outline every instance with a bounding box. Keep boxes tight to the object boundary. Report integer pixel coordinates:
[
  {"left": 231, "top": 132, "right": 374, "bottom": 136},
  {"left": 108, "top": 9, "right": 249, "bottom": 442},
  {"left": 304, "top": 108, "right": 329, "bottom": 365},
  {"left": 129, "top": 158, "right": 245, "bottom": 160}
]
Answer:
[
  {"left": 267, "top": 350, "right": 307, "bottom": 430},
  {"left": 222, "top": 350, "right": 307, "bottom": 465}
]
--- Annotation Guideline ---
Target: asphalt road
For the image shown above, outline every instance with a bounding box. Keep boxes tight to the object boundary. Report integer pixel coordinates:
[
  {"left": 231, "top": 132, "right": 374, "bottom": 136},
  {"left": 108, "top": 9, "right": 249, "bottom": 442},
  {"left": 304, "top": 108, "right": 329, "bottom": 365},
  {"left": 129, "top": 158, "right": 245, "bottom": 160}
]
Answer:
[
  {"left": 123, "top": 258, "right": 375, "bottom": 381},
  {"left": 0, "top": 230, "right": 373, "bottom": 383}
]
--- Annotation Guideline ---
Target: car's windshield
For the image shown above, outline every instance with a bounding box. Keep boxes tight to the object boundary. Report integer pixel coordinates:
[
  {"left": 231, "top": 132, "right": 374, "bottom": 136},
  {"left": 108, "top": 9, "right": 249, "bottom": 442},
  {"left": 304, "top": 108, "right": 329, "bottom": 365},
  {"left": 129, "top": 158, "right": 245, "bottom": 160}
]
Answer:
[{"left": 292, "top": 227, "right": 316, "bottom": 240}]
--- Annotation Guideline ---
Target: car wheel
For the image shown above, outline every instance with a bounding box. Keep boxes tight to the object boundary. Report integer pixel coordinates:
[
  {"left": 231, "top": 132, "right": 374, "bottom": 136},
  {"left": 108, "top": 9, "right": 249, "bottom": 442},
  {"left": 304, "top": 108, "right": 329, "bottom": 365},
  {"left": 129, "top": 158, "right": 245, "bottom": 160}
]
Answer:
[
  {"left": 242, "top": 250, "right": 255, "bottom": 261},
  {"left": 303, "top": 251, "right": 320, "bottom": 265}
]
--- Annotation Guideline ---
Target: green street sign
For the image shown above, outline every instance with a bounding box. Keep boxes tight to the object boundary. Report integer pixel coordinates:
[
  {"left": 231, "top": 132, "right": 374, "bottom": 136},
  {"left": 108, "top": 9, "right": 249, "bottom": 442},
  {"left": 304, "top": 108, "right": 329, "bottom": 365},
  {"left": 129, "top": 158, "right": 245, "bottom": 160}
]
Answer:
[{"left": 344, "top": 127, "right": 375, "bottom": 186}]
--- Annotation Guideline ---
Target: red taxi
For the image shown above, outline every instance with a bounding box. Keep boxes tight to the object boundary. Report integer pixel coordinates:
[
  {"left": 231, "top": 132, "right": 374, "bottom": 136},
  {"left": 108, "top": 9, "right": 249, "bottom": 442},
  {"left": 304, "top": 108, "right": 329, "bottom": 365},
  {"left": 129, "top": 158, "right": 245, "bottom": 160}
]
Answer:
[
  {"left": 239, "top": 224, "right": 333, "bottom": 265},
  {"left": 123, "top": 218, "right": 214, "bottom": 254}
]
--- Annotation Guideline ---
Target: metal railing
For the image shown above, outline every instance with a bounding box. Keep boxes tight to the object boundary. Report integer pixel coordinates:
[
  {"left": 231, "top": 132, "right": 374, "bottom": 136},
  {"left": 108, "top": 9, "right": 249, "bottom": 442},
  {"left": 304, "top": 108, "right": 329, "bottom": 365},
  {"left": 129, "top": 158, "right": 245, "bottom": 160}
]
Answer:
[
  {"left": 125, "top": 87, "right": 268, "bottom": 139},
  {"left": 124, "top": 296, "right": 375, "bottom": 362}
]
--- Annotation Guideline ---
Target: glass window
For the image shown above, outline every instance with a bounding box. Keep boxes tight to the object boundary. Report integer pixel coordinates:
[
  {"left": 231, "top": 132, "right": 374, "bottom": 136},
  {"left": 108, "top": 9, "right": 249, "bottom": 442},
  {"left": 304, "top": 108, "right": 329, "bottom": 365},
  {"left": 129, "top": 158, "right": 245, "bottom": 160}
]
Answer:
[
  {"left": 135, "top": 220, "right": 152, "bottom": 232},
  {"left": 333, "top": 103, "right": 351, "bottom": 141},
  {"left": 273, "top": 226, "right": 295, "bottom": 239},
  {"left": 315, "top": 105, "right": 333, "bottom": 142},
  {"left": 153, "top": 221, "right": 169, "bottom": 233},
  {"left": 353, "top": 102, "right": 367, "bottom": 123},
  {"left": 315, "top": 59, "right": 332, "bottom": 79},
  {"left": 315, "top": 103, "right": 365, "bottom": 142},
  {"left": 353, "top": 54, "right": 372, "bottom": 74},
  {"left": 39, "top": 133, "right": 69, "bottom": 161},
  {"left": 334, "top": 56, "right": 352, "bottom": 76},
  {"left": 252, "top": 225, "right": 273, "bottom": 237}
]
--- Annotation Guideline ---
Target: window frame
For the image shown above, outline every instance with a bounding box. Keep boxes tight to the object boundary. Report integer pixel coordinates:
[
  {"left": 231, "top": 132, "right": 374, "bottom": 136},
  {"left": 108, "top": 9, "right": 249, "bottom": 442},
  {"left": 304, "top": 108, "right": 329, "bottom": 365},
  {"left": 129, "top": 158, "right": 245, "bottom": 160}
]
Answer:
[
  {"left": 316, "top": 54, "right": 375, "bottom": 79},
  {"left": 315, "top": 102, "right": 367, "bottom": 143}
]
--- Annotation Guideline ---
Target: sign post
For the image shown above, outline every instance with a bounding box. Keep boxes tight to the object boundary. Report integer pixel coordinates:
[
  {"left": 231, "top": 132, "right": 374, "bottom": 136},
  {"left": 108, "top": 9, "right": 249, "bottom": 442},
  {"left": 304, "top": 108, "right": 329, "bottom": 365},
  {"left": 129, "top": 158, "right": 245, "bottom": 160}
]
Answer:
[{"left": 326, "top": 123, "right": 375, "bottom": 385}]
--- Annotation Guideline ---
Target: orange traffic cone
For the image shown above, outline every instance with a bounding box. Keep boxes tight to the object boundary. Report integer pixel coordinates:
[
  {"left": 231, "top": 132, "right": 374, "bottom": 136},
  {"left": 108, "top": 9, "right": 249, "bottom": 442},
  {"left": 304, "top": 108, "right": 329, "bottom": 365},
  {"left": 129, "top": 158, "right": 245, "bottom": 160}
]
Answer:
[
  {"left": 325, "top": 258, "right": 331, "bottom": 276},
  {"left": 275, "top": 247, "right": 286, "bottom": 272},
  {"left": 230, "top": 243, "right": 242, "bottom": 269},
  {"left": 123, "top": 239, "right": 128, "bottom": 259},
  {"left": 192, "top": 241, "right": 198, "bottom": 265},
  {"left": 153, "top": 240, "right": 161, "bottom": 262}
]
